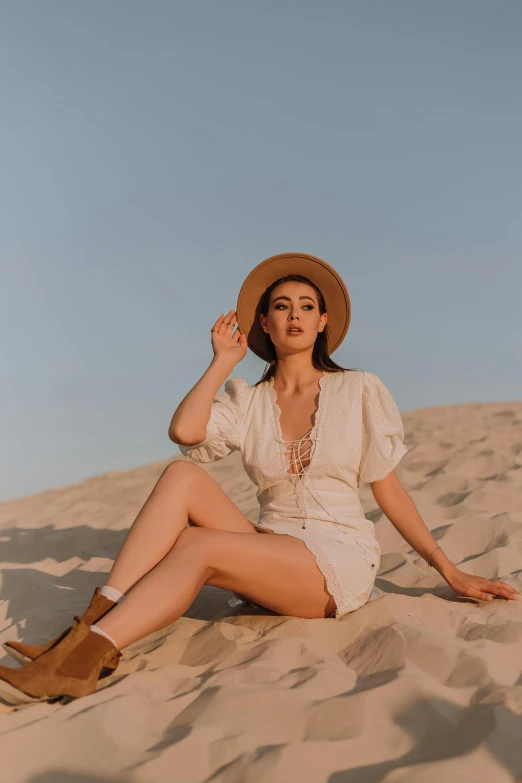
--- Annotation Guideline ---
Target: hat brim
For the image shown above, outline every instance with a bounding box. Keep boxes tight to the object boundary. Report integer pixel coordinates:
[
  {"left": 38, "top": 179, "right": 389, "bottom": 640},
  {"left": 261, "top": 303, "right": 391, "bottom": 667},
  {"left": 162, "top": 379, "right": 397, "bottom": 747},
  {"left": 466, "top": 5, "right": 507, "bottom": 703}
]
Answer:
[{"left": 236, "top": 252, "right": 351, "bottom": 363}]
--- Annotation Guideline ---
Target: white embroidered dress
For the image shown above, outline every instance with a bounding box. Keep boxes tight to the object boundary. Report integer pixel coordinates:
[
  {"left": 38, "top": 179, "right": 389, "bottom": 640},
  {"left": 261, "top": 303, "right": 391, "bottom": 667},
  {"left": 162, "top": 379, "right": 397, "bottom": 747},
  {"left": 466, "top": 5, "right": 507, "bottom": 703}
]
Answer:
[{"left": 178, "top": 369, "right": 408, "bottom": 618}]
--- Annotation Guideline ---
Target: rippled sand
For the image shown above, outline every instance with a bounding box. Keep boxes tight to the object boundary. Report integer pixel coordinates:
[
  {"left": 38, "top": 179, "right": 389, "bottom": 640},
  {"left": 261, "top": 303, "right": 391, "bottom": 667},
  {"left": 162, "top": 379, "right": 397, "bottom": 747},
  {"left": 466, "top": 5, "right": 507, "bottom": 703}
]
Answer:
[{"left": 1, "top": 398, "right": 521, "bottom": 782}]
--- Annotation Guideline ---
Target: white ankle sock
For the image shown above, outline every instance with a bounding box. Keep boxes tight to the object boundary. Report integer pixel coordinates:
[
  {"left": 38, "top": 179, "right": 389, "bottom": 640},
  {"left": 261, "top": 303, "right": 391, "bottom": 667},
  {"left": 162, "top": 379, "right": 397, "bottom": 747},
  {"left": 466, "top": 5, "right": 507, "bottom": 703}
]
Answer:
[
  {"left": 90, "top": 624, "right": 118, "bottom": 648},
  {"left": 99, "top": 585, "right": 125, "bottom": 603}
]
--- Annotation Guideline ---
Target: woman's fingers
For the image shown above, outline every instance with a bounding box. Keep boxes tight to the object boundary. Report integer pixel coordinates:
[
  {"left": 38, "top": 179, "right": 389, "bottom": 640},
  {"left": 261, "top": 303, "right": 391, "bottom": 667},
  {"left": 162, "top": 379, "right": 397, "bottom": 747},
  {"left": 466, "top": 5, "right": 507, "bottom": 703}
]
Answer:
[
  {"left": 472, "top": 588, "right": 494, "bottom": 601},
  {"left": 220, "top": 310, "right": 234, "bottom": 331},
  {"left": 212, "top": 310, "right": 235, "bottom": 333},
  {"left": 467, "top": 578, "right": 519, "bottom": 602},
  {"left": 210, "top": 310, "right": 246, "bottom": 362},
  {"left": 487, "top": 579, "right": 519, "bottom": 600},
  {"left": 211, "top": 310, "right": 243, "bottom": 349},
  {"left": 212, "top": 313, "right": 227, "bottom": 331},
  {"left": 226, "top": 312, "right": 237, "bottom": 333}
]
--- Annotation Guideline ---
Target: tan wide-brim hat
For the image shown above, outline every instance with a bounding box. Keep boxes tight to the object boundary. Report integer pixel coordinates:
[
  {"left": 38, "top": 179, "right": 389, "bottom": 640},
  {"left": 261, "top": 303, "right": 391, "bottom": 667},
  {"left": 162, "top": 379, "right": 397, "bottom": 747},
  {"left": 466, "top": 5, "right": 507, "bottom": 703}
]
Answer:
[{"left": 236, "top": 252, "right": 351, "bottom": 363}]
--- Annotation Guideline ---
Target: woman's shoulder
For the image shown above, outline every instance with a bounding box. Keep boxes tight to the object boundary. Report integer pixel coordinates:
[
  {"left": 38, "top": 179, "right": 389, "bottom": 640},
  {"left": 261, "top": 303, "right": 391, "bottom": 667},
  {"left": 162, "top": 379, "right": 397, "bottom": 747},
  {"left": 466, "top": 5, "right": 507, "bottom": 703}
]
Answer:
[
  {"left": 359, "top": 369, "right": 382, "bottom": 386},
  {"left": 331, "top": 369, "right": 392, "bottom": 399},
  {"left": 330, "top": 368, "right": 366, "bottom": 388},
  {"left": 336, "top": 368, "right": 384, "bottom": 386},
  {"left": 223, "top": 375, "right": 251, "bottom": 391},
  {"left": 220, "top": 376, "right": 256, "bottom": 408}
]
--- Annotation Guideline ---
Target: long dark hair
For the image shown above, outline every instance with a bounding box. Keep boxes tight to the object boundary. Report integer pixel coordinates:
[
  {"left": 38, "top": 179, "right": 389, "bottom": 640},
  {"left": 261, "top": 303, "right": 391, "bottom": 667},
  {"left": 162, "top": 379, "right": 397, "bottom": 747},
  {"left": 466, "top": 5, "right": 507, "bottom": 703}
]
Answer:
[{"left": 253, "top": 274, "right": 358, "bottom": 386}]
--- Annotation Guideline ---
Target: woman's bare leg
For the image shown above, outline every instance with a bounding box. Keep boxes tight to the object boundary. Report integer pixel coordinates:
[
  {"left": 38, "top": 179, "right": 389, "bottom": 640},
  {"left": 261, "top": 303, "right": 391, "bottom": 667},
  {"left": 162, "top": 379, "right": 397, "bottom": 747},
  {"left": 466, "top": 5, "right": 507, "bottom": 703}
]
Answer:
[
  {"left": 105, "top": 460, "right": 256, "bottom": 594},
  {"left": 95, "top": 526, "right": 336, "bottom": 649}
]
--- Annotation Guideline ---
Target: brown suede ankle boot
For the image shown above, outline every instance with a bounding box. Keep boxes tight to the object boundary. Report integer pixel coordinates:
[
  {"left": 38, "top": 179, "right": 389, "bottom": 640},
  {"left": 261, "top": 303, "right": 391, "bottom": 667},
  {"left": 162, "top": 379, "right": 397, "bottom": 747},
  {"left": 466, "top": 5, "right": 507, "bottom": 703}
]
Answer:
[
  {"left": 0, "top": 617, "right": 121, "bottom": 705},
  {"left": 3, "top": 587, "right": 119, "bottom": 672}
]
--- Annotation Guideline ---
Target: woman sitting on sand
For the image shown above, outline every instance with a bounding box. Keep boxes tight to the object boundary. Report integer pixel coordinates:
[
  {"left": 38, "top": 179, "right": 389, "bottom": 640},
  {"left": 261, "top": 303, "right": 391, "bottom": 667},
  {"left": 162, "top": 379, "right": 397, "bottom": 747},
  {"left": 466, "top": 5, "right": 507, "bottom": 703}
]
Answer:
[{"left": 1, "top": 252, "right": 518, "bottom": 706}]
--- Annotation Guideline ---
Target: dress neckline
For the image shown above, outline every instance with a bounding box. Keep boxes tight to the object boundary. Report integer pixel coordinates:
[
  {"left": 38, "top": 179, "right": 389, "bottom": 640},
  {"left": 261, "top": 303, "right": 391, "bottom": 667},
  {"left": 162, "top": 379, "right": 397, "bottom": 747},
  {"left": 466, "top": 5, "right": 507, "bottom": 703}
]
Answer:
[
  {"left": 268, "top": 372, "right": 327, "bottom": 477},
  {"left": 268, "top": 372, "right": 326, "bottom": 441},
  {"left": 268, "top": 371, "right": 326, "bottom": 440}
]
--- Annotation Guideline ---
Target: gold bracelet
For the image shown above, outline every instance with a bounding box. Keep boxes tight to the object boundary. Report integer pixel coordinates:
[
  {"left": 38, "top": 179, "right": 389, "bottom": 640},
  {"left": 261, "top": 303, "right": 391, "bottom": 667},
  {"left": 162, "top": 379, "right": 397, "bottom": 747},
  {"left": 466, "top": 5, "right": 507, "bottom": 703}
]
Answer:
[{"left": 427, "top": 545, "right": 442, "bottom": 569}]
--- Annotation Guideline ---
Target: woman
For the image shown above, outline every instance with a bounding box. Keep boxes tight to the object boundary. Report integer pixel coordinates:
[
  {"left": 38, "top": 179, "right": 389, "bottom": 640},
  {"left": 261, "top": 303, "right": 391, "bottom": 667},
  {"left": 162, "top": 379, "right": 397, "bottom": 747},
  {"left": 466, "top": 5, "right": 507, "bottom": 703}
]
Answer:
[{"left": 1, "top": 252, "right": 518, "bottom": 706}]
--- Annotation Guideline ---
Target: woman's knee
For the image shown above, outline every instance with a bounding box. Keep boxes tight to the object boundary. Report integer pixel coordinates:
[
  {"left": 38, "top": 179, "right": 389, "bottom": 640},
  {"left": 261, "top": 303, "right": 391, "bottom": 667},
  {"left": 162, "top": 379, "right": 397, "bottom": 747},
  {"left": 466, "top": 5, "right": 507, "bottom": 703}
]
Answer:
[{"left": 161, "top": 459, "right": 206, "bottom": 486}]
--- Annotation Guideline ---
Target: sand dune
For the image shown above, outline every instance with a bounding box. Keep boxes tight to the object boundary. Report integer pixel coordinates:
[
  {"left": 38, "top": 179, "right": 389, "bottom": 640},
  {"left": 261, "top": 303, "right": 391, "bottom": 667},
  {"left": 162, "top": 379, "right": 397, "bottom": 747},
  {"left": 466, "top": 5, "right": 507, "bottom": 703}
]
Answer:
[{"left": 1, "top": 399, "right": 521, "bottom": 782}]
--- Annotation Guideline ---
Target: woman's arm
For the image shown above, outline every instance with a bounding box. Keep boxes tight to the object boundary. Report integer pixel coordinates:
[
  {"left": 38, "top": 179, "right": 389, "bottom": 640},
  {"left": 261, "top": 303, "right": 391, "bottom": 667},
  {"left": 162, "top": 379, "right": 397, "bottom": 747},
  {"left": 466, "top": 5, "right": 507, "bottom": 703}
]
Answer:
[
  {"left": 370, "top": 471, "right": 519, "bottom": 602},
  {"left": 370, "top": 471, "right": 456, "bottom": 577},
  {"left": 169, "top": 310, "right": 247, "bottom": 445},
  {"left": 169, "top": 354, "right": 237, "bottom": 444}
]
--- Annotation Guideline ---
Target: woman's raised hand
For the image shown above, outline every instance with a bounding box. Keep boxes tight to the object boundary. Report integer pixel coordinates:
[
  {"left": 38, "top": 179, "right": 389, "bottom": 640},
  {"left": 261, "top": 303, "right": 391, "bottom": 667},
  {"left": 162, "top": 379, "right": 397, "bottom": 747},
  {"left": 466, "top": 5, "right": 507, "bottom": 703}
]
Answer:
[{"left": 211, "top": 309, "right": 248, "bottom": 365}]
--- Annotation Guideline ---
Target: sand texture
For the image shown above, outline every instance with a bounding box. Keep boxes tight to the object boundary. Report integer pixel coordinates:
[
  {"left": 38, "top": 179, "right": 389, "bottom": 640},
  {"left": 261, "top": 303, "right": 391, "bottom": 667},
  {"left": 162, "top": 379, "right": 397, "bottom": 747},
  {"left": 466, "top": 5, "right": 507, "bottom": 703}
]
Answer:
[{"left": 1, "top": 399, "right": 522, "bottom": 782}]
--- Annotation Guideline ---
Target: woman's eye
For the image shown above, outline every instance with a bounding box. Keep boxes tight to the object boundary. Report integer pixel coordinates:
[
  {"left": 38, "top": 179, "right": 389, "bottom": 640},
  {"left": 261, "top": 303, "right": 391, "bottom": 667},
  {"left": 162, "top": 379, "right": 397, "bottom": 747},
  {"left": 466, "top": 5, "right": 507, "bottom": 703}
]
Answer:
[{"left": 275, "top": 304, "right": 313, "bottom": 310}]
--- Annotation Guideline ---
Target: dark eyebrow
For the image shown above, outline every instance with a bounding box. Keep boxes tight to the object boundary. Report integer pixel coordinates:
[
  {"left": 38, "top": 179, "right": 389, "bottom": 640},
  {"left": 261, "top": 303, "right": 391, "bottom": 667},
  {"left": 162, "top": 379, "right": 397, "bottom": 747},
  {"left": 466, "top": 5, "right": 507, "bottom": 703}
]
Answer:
[{"left": 272, "top": 295, "right": 316, "bottom": 303}]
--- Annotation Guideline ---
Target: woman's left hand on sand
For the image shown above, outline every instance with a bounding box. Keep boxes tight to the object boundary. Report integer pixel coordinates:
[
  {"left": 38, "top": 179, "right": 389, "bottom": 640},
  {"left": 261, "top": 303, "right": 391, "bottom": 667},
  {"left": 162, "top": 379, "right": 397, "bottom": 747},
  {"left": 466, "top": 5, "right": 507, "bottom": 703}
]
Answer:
[{"left": 445, "top": 569, "right": 520, "bottom": 602}]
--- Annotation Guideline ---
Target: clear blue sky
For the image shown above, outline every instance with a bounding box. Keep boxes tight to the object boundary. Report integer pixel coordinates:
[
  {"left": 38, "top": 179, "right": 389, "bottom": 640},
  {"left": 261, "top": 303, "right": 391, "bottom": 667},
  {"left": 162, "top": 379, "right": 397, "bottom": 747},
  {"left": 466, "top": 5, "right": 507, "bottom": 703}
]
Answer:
[{"left": 2, "top": 1, "right": 521, "bottom": 502}]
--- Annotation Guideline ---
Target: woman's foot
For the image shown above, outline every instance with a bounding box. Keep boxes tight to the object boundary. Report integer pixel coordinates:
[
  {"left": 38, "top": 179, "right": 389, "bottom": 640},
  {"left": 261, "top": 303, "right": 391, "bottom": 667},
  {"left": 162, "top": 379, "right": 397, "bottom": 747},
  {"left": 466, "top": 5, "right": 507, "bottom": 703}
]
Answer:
[
  {"left": 0, "top": 617, "right": 121, "bottom": 706},
  {"left": 2, "top": 587, "right": 119, "bottom": 668}
]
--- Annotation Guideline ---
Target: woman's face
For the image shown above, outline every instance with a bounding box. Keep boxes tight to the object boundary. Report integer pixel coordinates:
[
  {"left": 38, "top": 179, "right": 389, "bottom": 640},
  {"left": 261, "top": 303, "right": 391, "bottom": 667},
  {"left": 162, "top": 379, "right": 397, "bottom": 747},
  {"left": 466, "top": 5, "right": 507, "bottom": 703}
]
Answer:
[{"left": 260, "top": 281, "right": 327, "bottom": 357}]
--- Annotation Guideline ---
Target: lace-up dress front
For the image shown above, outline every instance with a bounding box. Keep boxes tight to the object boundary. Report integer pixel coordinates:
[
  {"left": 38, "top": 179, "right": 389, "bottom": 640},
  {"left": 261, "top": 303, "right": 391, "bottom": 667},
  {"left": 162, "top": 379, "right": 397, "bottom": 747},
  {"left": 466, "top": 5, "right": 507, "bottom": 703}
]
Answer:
[
  {"left": 178, "top": 370, "right": 408, "bottom": 618},
  {"left": 283, "top": 428, "right": 314, "bottom": 476},
  {"left": 273, "top": 381, "right": 321, "bottom": 530}
]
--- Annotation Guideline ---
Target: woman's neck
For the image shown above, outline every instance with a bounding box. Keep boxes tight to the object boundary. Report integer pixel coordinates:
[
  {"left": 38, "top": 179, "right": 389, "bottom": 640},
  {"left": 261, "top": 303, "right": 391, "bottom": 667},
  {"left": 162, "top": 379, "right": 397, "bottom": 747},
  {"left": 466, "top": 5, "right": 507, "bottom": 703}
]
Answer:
[{"left": 272, "top": 361, "right": 324, "bottom": 393}]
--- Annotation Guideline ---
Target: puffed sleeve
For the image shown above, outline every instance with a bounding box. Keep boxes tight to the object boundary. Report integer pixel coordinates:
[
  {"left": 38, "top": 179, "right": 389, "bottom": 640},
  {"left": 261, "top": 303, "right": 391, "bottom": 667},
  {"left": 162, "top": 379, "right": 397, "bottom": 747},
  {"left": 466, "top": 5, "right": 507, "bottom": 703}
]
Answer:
[
  {"left": 177, "top": 377, "right": 249, "bottom": 463},
  {"left": 359, "top": 371, "right": 408, "bottom": 483}
]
